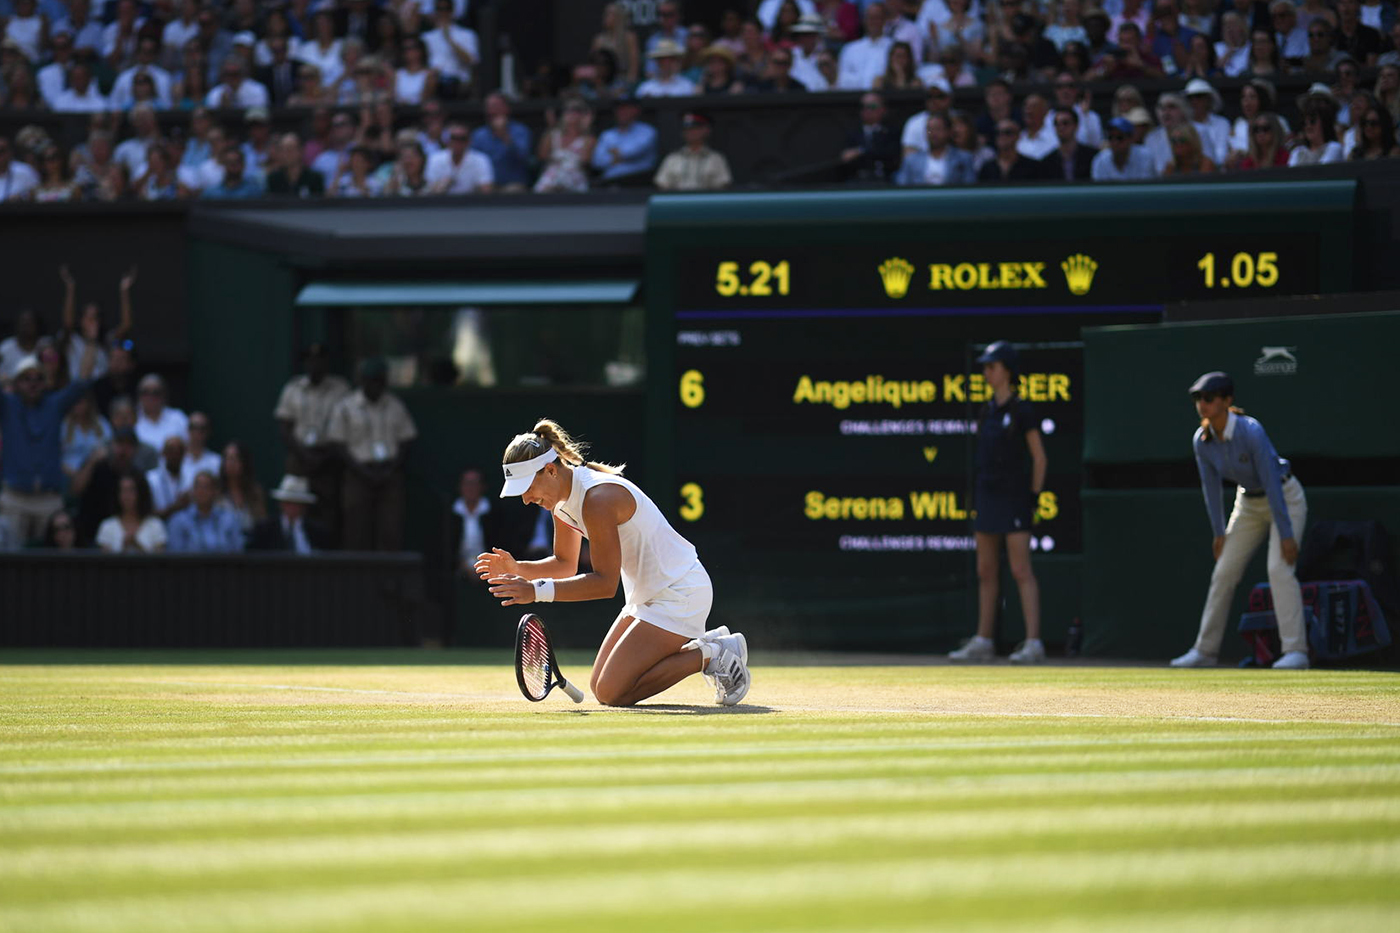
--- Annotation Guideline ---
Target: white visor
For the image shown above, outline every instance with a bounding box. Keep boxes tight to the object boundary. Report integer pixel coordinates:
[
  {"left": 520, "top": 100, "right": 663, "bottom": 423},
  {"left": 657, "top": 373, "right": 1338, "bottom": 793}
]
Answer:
[{"left": 500, "top": 448, "right": 558, "bottom": 497}]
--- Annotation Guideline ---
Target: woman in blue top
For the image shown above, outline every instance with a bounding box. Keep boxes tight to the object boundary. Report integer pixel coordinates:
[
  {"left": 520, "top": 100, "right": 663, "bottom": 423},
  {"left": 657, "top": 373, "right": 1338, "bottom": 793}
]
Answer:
[
  {"left": 949, "top": 341, "right": 1049, "bottom": 664},
  {"left": 1171, "top": 372, "right": 1310, "bottom": 669}
]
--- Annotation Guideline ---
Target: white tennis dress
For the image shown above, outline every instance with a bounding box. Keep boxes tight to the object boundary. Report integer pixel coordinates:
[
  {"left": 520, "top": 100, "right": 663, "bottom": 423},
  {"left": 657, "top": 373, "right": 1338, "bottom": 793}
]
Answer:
[{"left": 553, "top": 467, "right": 712, "bottom": 638}]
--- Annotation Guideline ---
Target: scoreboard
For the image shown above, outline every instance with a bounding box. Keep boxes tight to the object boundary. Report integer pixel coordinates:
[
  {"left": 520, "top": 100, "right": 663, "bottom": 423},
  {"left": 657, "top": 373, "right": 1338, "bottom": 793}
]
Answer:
[
  {"left": 673, "top": 318, "right": 1086, "bottom": 559},
  {"left": 643, "top": 182, "right": 1355, "bottom": 642}
]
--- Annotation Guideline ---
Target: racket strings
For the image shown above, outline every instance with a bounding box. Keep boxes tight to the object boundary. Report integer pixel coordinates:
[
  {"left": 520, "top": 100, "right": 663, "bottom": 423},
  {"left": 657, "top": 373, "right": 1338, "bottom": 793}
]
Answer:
[{"left": 520, "top": 620, "right": 552, "bottom": 699}]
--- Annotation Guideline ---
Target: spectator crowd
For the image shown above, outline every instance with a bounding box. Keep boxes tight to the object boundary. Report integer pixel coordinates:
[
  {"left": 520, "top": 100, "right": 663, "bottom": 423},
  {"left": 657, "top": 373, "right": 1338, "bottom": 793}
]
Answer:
[
  {"left": 0, "top": 266, "right": 427, "bottom": 556},
  {"left": 0, "top": 0, "right": 1395, "bottom": 198}
]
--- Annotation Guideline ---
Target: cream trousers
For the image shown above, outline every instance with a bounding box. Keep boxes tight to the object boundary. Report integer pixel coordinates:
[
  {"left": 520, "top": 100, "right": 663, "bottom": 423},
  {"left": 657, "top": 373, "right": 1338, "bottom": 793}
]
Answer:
[{"left": 1193, "top": 477, "right": 1308, "bottom": 657}]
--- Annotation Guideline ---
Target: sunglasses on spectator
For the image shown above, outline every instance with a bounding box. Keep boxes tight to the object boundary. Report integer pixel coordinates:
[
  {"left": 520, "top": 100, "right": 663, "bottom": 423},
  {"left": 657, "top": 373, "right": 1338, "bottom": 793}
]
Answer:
[
  {"left": 1191, "top": 391, "right": 1219, "bottom": 403},
  {"left": 1362, "top": 118, "right": 1382, "bottom": 127},
  {"left": 449, "top": 133, "right": 468, "bottom": 141},
  {"left": 1108, "top": 132, "right": 1128, "bottom": 141},
  {"left": 1309, "top": 30, "right": 1330, "bottom": 38},
  {"left": 1252, "top": 123, "right": 1274, "bottom": 133},
  {"left": 1054, "top": 117, "right": 1074, "bottom": 126}
]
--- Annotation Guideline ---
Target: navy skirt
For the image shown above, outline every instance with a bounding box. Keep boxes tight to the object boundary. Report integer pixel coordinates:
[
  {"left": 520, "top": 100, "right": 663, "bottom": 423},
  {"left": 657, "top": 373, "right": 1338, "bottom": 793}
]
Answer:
[{"left": 973, "top": 486, "right": 1034, "bottom": 534}]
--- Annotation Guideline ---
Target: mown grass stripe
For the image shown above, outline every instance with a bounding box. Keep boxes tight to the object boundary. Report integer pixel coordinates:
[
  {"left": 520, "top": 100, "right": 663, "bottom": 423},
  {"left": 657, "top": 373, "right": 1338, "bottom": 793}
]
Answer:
[{"left": 2, "top": 659, "right": 1397, "bottom": 933}]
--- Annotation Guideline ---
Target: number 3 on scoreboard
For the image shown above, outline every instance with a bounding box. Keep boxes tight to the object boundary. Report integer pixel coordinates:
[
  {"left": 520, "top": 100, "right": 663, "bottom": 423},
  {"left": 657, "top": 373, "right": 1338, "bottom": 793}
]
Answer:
[{"left": 679, "top": 483, "right": 705, "bottom": 521}]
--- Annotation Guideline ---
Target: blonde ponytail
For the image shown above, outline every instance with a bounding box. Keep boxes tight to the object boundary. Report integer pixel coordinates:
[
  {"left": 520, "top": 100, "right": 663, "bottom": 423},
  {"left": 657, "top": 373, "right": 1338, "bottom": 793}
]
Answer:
[
  {"left": 1199, "top": 405, "right": 1246, "bottom": 440},
  {"left": 502, "top": 418, "right": 625, "bottom": 474}
]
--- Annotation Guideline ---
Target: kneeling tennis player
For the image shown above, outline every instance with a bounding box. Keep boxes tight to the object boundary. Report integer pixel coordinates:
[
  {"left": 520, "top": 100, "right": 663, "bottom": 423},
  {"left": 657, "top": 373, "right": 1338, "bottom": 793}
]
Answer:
[{"left": 478, "top": 419, "right": 751, "bottom": 706}]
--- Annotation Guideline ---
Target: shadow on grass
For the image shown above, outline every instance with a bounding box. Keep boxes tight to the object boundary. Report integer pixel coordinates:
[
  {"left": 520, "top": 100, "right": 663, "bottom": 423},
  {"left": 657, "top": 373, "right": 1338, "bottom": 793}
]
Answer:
[
  {"left": 527, "top": 704, "right": 774, "bottom": 716},
  {"left": 0, "top": 648, "right": 514, "bottom": 666}
]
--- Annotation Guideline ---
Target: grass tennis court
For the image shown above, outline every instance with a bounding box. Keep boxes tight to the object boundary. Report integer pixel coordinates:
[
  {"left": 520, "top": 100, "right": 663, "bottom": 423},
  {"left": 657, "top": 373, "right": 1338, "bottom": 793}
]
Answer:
[{"left": 3, "top": 652, "right": 1399, "bottom": 933}]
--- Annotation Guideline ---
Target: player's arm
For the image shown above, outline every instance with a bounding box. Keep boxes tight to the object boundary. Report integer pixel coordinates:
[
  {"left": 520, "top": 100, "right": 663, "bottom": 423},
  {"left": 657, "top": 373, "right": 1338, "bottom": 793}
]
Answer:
[{"left": 489, "top": 485, "right": 633, "bottom": 605}]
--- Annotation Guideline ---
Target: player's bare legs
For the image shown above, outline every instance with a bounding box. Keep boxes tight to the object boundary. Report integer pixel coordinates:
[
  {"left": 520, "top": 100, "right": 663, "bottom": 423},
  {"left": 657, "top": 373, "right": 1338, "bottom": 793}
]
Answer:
[
  {"left": 591, "top": 617, "right": 700, "bottom": 707},
  {"left": 589, "top": 614, "right": 633, "bottom": 696}
]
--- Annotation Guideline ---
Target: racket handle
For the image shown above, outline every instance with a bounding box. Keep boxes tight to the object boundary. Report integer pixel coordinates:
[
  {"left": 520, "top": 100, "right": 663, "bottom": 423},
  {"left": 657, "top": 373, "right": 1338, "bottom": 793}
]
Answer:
[{"left": 561, "top": 679, "right": 585, "bottom": 704}]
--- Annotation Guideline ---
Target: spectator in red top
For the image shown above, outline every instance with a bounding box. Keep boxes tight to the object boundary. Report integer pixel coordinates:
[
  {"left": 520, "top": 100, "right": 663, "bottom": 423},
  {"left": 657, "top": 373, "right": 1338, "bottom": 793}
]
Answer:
[
  {"left": 1236, "top": 112, "right": 1291, "bottom": 168},
  {"left": 817, "top": 0, "right": 861, "bottom": 45}
]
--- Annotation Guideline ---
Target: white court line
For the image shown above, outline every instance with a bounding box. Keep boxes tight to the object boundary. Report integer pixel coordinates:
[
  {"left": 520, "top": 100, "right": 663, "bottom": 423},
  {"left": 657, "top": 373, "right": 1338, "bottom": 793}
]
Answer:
[{"left": 125, "top": 680, "right": 1400, "bottom": 728}]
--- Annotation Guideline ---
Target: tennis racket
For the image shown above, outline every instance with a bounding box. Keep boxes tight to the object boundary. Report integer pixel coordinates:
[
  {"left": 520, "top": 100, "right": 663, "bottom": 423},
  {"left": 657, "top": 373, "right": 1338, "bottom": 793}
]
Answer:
[{"left": 515, "top": 613, "right": 585, "bottom": 703}]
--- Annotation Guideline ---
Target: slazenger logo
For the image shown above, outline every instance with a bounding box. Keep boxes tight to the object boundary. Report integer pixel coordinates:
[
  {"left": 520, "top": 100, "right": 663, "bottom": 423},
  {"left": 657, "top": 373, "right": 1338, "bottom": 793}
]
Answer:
[{"left": 1254, "top": 346, "right": 1298, "bottom": 376}]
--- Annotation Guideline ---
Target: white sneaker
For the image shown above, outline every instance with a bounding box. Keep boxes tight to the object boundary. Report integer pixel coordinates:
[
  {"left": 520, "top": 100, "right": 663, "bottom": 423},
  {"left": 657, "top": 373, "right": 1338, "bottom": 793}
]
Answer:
[
  {"left": 701, "top": 645, "right": 750, "bottom": 706},
  {"left": 714, "top": 631, "right": 748, "bottom": 667},
  {"left": 686, "top": 631, "right": 751, "bottom": 706},
  {"left": 1272, "top": 651, "right": 1310, "bottom": 670},
  {"left": 1009, "top": 639, "right": 1046, "bottom": 664},
  {"left": 1169, "top": 648, "right": 1218, "bottom": 668},
  {"left": 949, "top": 636, "right": 995, "bottom": 661}
]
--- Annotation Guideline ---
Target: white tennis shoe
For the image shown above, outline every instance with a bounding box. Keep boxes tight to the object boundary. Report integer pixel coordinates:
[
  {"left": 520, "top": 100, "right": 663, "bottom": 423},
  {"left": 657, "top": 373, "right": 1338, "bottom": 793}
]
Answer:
[
  {"left": 1272, "top": 651, "right": 1310, "bottom": 670},
  {"left": 1009, "top": 639, "right": 1046, "bottom": 664},
  {"left": 1169, "top": 648, "right": 1217, "bottom": 668},
  {"left": 685, "top": 629, "right": 750, "bottom": 706},
  {"left": 949, "top": 636, "right": 995, "bottom": 661},
  {"left": 714, "top": 644, "right": 751, "bottom": 706}
]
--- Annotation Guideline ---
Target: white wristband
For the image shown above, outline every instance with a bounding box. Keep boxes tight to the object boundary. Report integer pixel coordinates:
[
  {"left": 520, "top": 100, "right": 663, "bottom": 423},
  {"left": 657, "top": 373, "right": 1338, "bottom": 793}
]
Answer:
[{"left": 533, "top": 579, "right": 555, "bottom": 603}]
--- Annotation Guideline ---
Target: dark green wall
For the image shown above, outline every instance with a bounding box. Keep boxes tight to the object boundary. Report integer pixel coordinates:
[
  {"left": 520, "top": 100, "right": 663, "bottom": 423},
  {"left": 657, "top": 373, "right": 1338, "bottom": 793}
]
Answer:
[
  {"left": 1085, "top": 312, "right": 1400, "bottom": 464},
  {"left": 1083, "top": 487, "right": 1400, "bottom": 662},
  {"left": 186, "top": 240, "right": 298, "bottom": 491}
]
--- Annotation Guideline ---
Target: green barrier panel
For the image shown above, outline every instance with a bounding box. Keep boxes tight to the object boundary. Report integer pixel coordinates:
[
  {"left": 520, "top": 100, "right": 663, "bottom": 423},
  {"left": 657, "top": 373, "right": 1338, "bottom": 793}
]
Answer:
[
  {"left": 1082, "top": 487, "right": 1400, "bottom": 661},
  {"left": 1085, "top": 311, "right": 1400, "bottom": 464}
]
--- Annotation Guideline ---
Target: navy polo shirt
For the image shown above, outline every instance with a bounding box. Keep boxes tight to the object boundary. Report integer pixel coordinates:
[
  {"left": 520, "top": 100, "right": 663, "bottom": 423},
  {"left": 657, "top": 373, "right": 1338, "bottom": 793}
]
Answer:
[{"left": 976, "top": 394, "right": 1037, "bottom": 493}]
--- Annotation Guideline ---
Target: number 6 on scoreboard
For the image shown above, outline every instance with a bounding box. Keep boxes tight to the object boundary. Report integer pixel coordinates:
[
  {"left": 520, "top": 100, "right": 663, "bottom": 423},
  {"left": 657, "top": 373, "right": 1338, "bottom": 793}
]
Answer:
[{"left": 680, "top": 370, "right": 705, "bottom": 408}]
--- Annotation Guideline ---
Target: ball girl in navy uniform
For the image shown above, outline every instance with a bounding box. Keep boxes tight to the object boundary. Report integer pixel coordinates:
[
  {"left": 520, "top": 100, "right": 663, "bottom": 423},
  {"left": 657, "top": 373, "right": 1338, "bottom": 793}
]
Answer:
[
  {"left": 949, "top": 341, "right": 1049, "bottom": 663},
  {"left": 1171, "top": 372, "right": 1310, "bottom": 670},
  {"left": 477, "top": 419, "right": 751, "bottom": 706}
]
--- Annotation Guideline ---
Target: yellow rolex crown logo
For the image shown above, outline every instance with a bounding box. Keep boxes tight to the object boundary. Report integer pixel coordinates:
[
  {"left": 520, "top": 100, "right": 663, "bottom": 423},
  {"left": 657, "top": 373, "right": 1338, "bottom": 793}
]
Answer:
[
  {"left": 1061, "top": 253, "right": 1098, "bottom": 296},
  {"left": 878, "top": 257, "right": 915, "bottom": 299}
]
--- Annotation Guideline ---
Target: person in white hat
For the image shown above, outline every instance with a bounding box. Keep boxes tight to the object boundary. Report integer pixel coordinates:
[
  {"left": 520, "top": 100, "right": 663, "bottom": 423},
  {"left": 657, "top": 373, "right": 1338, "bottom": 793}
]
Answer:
[
  {"left": 789, "top": 15, "right": 829, "bottom": 90},
  {"left": 0, "top": 355, "right": 94, "bottom": 543},
  {"left": 643, "top": 1, "right": 687, "bottom": 75},
  {"left": 635, "top": 39, "right": 696, "bottom": 97},
  {"left": 901, "top": 76, "right": 955, "bottom": 154},
  {"left": 478, "top": 419, "right": 750, "bottom": 708},
  {"left": 250, "top": 475, "right": 332, "bottom": 554},
  {"left": 1184, "top": 77, "right": 1231, "bottom": 165}
]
